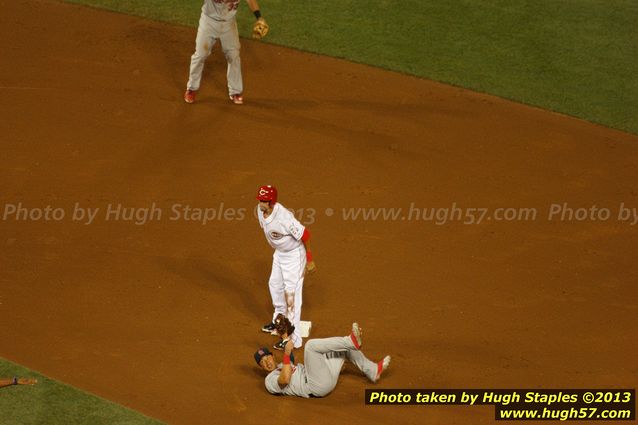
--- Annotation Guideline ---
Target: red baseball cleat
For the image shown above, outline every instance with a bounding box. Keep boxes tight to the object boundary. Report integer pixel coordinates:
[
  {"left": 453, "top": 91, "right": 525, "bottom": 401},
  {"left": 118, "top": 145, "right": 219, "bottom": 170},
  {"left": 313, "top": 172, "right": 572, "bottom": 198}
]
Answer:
[
  {"left": 375, "top": 355, "right": 391, "bottom": 382},
  {"left": 184, "top": 89, "right": 196, "bottom": 104},
  {"left": 350, "top": 322, "right": 362, "bottom": 349},
  {"left": 229, "top": 93, "right": 244, "bottom": 105}
]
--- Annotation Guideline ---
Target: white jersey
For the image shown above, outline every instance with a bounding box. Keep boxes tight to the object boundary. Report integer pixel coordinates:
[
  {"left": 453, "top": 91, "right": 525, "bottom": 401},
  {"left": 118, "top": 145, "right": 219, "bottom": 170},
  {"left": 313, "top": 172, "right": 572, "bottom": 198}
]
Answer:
[
  {"left": 265, "top": 363, "right": 311, "bottom": 398},
  {"left": 202, "top": 0, "right": 240, "bottom": 22},
  {"left": 257, "top": 203, "right": 305, "bottom": 252}
]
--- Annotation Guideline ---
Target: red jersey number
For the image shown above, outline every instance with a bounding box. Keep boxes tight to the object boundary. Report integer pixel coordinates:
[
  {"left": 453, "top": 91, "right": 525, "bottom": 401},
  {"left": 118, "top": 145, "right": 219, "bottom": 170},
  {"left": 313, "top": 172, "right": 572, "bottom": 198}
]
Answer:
[{"left": 213, "top": 0, "right": 239, "bottom": 11}]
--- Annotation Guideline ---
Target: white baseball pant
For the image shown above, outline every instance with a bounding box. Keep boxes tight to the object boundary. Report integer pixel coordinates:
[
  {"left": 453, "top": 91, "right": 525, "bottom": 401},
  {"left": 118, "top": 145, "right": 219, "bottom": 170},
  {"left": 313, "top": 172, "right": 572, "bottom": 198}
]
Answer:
[{"left": 268, "top": 246, "right": 306, "bottom": 348}]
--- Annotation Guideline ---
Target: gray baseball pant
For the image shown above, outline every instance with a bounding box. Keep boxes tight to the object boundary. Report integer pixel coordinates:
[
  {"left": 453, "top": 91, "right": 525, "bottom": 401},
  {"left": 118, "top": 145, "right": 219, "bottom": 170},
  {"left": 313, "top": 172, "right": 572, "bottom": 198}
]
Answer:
[
  {"left": 304, "top": 336, "right": 378, "bottom": 397},
  {"left": 187, "top": 13, "right": 242, "bottom": 96}
]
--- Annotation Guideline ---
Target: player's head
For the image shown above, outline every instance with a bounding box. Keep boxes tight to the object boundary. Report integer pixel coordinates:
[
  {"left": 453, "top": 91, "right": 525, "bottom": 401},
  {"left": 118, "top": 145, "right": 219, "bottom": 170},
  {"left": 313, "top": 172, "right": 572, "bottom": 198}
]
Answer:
[
  {"left": 254, "top": 347, "right": 276, "bottom": 372},
  {"left": 256, "top": 185, "right": 278, "bottom": 211}
]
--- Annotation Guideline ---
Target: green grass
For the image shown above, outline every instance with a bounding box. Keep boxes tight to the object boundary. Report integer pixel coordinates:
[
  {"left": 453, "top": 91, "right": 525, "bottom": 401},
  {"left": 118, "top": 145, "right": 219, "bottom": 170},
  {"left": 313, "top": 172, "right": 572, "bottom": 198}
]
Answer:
[
  {"left": 0, "top": 358, "right": 163, "bottom": 425},
  {"left": 61, "top": 0, "right": 637, "bottom": 134}
]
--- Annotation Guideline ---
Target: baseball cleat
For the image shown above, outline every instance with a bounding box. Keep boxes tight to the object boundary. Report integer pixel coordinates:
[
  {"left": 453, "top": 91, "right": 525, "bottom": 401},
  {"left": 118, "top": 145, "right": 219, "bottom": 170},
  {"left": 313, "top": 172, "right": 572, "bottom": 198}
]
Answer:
[
  {"left": 229, "top": 93, "right": 243, "bottom": 105},
  {"left": 350, "top": 322, "right": 362, "bottom": 349},
  {"left": 261, "top": 322, "right": 278, "bottom": 335},
  {"left": 273, "top": 338, "right": 289, "bottom": 351},
  {"left": 374, "top": 355, "right": 391, "bottom": 382},
  {"left": 184, "top": 89, "right": 196, "bottom": 104}
]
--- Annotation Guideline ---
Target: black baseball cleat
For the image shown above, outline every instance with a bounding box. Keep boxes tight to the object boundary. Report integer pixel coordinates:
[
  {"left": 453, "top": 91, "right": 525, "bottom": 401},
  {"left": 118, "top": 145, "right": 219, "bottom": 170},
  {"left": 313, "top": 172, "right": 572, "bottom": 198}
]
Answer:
[
  {"left": 262, "top": 322, "right": 276, "bottom": 334},
  {"left": 273, "top": 338, "right": 289, "bottom": 351}
]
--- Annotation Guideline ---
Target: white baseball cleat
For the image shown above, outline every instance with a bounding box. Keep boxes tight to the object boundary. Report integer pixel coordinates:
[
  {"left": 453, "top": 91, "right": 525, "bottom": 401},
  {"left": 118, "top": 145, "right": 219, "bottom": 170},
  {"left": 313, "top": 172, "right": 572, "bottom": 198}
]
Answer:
[
  {"left": 351, "top": 322, "right": 362, "bottom": 349},
  {"left": 374, "top": 355, "right": 391, "bottom": 382}
]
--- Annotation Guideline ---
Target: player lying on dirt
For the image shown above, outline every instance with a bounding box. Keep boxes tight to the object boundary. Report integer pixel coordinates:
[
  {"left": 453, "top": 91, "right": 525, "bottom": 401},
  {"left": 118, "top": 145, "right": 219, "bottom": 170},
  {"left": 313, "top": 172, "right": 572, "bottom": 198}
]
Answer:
[{"left": 254, "top": 321, "right": 390, "bottom": 398}]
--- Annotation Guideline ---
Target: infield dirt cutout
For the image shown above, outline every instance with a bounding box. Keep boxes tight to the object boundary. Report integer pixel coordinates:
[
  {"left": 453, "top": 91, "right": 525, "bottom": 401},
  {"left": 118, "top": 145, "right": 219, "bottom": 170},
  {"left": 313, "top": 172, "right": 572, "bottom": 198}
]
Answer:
[{"left": 1, "top": 1, "right": 637, "bottom": 424}]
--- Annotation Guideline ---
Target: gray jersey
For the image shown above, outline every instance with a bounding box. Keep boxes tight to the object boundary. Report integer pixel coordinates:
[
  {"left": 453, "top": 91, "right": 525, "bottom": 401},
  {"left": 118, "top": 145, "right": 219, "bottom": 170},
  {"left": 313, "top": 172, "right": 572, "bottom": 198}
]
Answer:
[
  {"left": 264, "top": 336, "right": 380, "bottom": 398},
  {"left": 202, "top": 0, "right": 240, "bottom": 22},
  {"left": 265, "top": 363, "right": 311, "bottom": 398}
]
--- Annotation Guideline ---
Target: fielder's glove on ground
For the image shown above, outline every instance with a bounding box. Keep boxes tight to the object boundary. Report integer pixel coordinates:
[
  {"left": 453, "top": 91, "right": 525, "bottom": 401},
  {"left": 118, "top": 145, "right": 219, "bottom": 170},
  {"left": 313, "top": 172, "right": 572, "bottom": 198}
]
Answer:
[
  {"left": 274, "top": 313, "right": 295, "bottom": 337},
  {"left": 252, "top": 17, "right": 269, "bottom": 39}
]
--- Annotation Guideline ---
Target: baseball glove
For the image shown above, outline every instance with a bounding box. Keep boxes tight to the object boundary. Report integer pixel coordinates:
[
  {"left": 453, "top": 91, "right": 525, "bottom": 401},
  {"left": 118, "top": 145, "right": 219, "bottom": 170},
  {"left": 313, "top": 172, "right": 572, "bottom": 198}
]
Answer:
[
  {"left": 252, "top": 17, "right": 269, "bottom": 40},
  {"left": 274, "top": 313, "right": 295, "bottom": 337}
]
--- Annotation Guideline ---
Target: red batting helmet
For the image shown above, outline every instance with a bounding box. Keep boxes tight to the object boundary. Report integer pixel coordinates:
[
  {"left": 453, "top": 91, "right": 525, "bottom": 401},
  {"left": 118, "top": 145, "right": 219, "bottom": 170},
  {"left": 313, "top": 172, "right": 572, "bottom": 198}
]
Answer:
[{"left": 256, "top": 185, "right": 278, "bottom": 205}]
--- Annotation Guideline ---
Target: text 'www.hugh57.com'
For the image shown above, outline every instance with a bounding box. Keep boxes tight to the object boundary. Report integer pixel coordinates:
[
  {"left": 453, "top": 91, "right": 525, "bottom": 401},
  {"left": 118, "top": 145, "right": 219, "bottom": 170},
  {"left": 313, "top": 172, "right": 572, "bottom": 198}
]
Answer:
[{"left": 2, "top": 202, "right": 638, "bottom": 226}]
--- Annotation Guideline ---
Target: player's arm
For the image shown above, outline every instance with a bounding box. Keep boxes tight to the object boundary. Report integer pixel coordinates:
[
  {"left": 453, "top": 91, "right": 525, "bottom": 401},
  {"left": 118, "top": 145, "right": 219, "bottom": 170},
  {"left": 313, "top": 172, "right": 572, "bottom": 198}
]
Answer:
[
  {"left": 246, "top": 0, "right": 261, "bottom": 15},
  {"left": 301, "top": 229, "right": 317, "bottom": 273},
  {"left": 246, "top": 0, "right": 269, "bottom": 40},
  {"left": 256, "top": 205, "right": 264, "bottom": 228},
  {"left": 287, "top": 213, "right": 316, "bottom": 272},
  {"left": 277, "top": 340, "right": 294, "bottom": 387}
]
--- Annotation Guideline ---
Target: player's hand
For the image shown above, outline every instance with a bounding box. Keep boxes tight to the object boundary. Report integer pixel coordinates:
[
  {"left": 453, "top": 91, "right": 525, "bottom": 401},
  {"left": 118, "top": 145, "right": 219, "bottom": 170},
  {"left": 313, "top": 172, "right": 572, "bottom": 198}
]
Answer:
[
  {"left": 284, "top": 339, "right": 294, "bottom": 355},
  {"left": 252, "top": 17, "right": 269, "bottom": 40},
  {"left": 306, "top": 260, "right": 317, "bottom": 274}
]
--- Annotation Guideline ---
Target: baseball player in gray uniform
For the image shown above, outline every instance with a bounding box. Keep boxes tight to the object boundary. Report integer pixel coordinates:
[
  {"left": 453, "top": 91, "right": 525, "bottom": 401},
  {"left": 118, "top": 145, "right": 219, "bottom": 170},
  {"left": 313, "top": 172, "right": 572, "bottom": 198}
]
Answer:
[
  {"left": 254, "top": 323, "right": 391, "bottom": 398},
  {"left": 184, "top": 0, "right": 269, "bottom": 105}
]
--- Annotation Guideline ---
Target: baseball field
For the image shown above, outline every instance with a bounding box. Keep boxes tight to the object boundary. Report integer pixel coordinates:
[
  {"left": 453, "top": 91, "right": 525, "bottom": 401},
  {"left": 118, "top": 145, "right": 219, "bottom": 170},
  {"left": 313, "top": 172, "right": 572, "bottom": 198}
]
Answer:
[{"left": 1, "top": 0, "right": 637, "bottom": 424}]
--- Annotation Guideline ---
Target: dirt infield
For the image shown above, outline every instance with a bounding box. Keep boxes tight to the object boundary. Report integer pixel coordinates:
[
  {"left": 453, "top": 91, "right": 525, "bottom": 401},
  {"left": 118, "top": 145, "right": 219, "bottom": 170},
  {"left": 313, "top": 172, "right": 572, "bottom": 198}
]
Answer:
[{"left": 1, "top": 1, "right": 637, "bottom": 424}]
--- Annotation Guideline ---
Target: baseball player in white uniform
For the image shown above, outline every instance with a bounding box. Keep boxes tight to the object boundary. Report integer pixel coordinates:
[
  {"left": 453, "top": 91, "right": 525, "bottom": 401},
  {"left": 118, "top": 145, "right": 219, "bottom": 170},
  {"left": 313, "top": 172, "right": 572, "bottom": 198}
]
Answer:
[
  {"left": 254, "top": 323, "right": 391, "bottom": 398},
  {"left": 256, "top": 185, "right": 316, "bottom": 350},
  {"left": 184, "top": 0, "right": 268, "bottom": 105}
]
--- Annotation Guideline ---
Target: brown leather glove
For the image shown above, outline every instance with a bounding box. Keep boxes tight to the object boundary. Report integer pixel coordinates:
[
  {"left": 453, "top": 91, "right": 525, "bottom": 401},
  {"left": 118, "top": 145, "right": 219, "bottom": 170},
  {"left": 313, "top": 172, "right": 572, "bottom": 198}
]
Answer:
[
  {"left": 274, "top": 313, "right": 295, "bottom": 337},
  {"left": 252, "top": 17, "right": 269, "bottom": 40}
]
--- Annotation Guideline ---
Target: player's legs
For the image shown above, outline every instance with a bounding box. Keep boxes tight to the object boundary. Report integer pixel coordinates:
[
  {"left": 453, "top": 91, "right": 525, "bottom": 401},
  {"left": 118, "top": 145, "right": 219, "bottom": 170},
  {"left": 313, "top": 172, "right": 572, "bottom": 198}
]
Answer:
[
  {"left": 268, "top": 256, "right": 286, "bottom": 322},
  {"left": 219, "top": 20, "right": 243, "bottom": 96},
  {"left": 346, "top": 350, "right": 381, "bottom": 382},
  {"left": 280, "top": 248, "right": 306, "bottom": 348},
  {"left": 305, "top": 335, "right": 356, "bottom": 355},
  {"left": 187, "top": 14, "right": 219, "bottom": 91},
  {"left": 304, "top": 338, "right": 350, "bottom": 397},
  {"left": 283, "top": 282, "right": 303, "bottom": 347}
]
